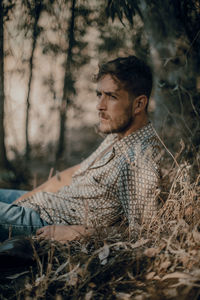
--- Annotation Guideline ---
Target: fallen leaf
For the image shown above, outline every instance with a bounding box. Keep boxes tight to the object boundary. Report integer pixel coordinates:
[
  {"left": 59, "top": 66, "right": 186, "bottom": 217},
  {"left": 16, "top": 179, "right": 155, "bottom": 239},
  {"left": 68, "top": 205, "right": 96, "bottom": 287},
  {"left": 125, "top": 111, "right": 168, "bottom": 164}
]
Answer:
[
  {"left": 146, "top": 272, "right": 156, "bottom": 280},
  {"left": 144, "top": 247, "right": 159, "bottom": 257},
  {"left": 160, "top": 260, "right": 171, "bottom": 270},
  {"left": 81, "top": 245, "right": 88, "bottom": 254},
  {"left": 98, "top": 243, "right": 110, "bottom": 265}
]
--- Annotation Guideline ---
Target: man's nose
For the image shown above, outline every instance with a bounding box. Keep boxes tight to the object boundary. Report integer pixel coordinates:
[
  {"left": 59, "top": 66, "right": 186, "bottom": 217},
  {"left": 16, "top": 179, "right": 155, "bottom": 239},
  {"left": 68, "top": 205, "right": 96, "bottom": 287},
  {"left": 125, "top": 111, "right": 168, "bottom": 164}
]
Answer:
[{"left": 96, "top": 95, "right": 107, "bottom": 110}]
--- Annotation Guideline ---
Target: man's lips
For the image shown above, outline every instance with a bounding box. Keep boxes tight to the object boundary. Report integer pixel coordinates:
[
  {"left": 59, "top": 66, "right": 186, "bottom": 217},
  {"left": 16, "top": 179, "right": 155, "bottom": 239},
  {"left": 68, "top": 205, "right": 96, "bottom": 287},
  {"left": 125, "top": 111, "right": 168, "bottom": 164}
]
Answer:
[{"left": 99, "top": 113, "right": 110, "bottom": 120}]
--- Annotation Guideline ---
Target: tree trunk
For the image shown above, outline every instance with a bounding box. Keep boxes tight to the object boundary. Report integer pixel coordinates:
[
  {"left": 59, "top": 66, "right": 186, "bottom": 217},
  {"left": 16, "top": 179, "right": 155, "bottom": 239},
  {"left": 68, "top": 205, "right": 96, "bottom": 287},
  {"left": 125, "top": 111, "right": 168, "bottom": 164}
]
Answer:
[
  {"left": 138, "top": 0, "right": 200, "bottom": 156},
  {"left": 0, "top": 0, "right": 9, "bottom": 169},
  {"left": 25, "top": 1, "right": 42, "bottom": 161},
  {"left": 56, "top": 0, "right": 76, "bottom": 162}
]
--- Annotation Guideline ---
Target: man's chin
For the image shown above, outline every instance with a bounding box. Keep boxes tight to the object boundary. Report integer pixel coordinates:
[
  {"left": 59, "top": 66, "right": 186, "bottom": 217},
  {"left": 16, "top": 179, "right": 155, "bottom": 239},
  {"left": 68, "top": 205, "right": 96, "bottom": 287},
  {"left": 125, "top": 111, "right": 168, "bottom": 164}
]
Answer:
[{"left": 98, "top": 125, "right": 112, "bottom": 134}]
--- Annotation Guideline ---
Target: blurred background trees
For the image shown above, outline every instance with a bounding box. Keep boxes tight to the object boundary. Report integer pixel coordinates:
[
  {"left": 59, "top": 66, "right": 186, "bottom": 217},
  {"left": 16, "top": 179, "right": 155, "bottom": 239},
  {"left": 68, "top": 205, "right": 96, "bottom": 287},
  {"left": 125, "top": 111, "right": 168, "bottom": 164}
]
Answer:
[
  {"left": 0, "top": 0, "right": 8, "bottom": 170},
  {"left": 0, "top": 0, "right": 199, "bottom": 188},
  {"left": 0, "top": 0, "right": 14, "bottom": 170}
]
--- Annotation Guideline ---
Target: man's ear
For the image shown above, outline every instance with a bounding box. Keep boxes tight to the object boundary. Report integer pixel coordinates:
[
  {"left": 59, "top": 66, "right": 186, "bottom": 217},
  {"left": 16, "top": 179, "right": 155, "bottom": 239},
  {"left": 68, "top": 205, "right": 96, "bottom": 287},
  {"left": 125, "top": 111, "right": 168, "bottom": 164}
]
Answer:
[{"left": 133, "top": 95, "right": 148, "bottom": 114}]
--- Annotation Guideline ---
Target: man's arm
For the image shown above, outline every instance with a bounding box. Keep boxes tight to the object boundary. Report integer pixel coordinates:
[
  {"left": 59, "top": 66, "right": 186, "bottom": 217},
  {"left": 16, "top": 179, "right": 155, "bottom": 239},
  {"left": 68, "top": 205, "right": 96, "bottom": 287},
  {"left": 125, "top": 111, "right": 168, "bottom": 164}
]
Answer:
[
  {"left": 119, "top": 156, "right": 160, "bottom": 231},
  {"left": 14, "top": 164, "right": 81, "bottom": 203}
]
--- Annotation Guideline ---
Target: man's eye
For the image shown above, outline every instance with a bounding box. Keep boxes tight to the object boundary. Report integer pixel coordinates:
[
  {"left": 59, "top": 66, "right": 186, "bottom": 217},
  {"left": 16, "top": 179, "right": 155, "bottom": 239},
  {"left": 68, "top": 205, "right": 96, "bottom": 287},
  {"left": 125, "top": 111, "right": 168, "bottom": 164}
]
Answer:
[
  {"left": 110, "top": 94, "right": 117, "bottom": 100},
  {"left": 96, "top": 92, "right": 101, "bottom": 98}
]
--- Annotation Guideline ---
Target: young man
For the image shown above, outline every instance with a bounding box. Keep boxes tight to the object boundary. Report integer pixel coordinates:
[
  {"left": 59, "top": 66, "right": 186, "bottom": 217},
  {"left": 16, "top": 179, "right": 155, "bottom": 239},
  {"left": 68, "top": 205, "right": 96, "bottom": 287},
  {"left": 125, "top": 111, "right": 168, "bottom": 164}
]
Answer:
[{"left": 0, "top": 56, "right": 162, "bottom": 243}]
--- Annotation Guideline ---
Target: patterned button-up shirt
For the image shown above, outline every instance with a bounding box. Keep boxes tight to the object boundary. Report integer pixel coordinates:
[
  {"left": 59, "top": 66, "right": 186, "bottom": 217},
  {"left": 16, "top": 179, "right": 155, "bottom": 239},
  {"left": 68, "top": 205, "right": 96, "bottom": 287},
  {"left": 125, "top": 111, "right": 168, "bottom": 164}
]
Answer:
[{"left": 17, "top": 123, "right": 162, "bottom": 230}]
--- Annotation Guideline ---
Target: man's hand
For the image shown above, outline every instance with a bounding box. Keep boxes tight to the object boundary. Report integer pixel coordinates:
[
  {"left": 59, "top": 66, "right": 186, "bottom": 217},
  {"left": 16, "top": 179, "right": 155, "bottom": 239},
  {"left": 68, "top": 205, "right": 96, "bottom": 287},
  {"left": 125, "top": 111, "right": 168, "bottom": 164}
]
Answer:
[{"left": 36, "top": 225, "right": 92, "bottom": 243}]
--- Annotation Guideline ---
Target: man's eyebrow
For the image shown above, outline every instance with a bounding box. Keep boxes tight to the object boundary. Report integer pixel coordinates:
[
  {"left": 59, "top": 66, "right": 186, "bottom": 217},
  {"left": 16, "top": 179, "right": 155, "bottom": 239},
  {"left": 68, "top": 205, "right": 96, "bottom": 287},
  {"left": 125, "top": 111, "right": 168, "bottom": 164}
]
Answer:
[
  {"left": 96, "top": 89, "right": 120, "bottom": 95},
  {"left": 105, "top": 91, "right": 118, "bottom": 96}
]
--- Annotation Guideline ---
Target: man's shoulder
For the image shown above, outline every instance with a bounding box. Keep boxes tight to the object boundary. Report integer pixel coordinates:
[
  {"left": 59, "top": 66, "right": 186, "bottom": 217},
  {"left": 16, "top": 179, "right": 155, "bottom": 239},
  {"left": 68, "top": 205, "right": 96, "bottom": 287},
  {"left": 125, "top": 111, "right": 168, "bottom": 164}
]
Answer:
[
  {"left": 114, "top": 127, "right": 163, "bottom": 177},
  {"left": 115, "top": 123, "right": 161, "bottom": 155}
]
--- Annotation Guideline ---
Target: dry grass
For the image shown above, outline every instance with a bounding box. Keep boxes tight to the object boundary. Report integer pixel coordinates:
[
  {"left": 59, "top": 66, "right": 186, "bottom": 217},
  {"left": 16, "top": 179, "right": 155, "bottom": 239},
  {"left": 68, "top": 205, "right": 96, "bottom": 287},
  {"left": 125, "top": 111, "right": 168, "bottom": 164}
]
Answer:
[{"left": 0, "top": 155, "right": 199, "bottom": 300}]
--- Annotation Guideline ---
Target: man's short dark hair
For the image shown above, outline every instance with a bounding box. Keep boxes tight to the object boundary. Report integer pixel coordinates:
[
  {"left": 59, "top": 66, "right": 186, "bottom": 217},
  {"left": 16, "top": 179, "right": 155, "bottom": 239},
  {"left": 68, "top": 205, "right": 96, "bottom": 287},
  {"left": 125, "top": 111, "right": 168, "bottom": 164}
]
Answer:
[{"left": 95, "top": 56, "right": 153, "bottom": 100}]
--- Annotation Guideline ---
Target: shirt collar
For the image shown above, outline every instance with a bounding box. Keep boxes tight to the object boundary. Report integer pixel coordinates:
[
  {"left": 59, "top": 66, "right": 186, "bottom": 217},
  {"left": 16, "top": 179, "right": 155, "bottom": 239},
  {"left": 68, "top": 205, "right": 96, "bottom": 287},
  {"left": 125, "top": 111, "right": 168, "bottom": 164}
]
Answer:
[{"left": 113, "top": 122, "right": 156, "bottom": 152}]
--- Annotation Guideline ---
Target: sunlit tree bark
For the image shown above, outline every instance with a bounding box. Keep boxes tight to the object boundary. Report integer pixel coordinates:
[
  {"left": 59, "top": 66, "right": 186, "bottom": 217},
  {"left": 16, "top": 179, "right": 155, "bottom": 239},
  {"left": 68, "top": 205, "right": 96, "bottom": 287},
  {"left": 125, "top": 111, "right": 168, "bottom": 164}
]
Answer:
[
  {"left": 56, "top": 0, "right": 76, "bottom": 161},
  {"left": 24, "top": 0, "right": 43, "bottom": 161},
  {"left": 0, "top": 0, "right": 9, "bottom": 169}
]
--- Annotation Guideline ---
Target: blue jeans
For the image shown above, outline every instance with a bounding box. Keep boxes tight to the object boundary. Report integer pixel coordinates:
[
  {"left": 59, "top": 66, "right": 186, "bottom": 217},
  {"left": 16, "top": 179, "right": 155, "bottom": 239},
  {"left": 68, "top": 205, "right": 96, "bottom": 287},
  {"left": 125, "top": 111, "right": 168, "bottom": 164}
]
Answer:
[
  {"left": 0, "top": 189, "right": 27, "bottom": 204},
  {"left": 0, "top": 189, "right": 48, "bottom": 241}
]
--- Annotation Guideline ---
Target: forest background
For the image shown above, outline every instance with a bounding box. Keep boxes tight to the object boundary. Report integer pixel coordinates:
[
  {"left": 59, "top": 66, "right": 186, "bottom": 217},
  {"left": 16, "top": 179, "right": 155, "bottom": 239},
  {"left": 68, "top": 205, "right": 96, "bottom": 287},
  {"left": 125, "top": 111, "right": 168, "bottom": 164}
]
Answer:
[
  {"left": 0, "top": 1, "right": 200, "bottom": 299},
  {"left": 0, "top": 0, "right": 199, "bottom": 190}
]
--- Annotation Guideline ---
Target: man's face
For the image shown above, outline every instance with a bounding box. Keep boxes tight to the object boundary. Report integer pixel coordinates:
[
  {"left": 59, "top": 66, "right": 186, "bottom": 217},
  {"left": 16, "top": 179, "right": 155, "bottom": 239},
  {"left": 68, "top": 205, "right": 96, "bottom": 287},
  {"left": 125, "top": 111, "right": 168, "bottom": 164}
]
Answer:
[{"left": 96, "top": 74, "right": 135, "bottom": 137}]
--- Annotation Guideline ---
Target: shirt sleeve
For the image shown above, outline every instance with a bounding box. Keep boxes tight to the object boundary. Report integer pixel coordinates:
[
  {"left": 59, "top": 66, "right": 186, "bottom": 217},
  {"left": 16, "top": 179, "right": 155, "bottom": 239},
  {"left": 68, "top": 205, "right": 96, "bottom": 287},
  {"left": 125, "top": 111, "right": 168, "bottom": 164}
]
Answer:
[{"left": 117, "top": 151, "right": 160, "bottom": 232}]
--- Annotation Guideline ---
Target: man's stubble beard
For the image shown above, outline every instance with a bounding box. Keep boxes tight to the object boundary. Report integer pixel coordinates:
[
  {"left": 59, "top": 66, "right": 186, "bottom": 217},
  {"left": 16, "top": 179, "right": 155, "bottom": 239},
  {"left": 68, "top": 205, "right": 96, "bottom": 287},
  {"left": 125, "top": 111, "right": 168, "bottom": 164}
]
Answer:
[{"left": 98, "top": 113, "right": 135, "bottom": 135}]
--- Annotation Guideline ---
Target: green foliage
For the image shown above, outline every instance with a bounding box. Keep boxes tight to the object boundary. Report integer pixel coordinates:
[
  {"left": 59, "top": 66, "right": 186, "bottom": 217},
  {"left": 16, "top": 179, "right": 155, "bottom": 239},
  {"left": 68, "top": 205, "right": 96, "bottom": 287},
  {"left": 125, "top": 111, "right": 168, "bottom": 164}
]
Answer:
[
  {"left": 105, "top": 0, "right": 200, "bottom": 52},
  {"left": 105, "top": 0, "right": 141, "bottom": 25}
]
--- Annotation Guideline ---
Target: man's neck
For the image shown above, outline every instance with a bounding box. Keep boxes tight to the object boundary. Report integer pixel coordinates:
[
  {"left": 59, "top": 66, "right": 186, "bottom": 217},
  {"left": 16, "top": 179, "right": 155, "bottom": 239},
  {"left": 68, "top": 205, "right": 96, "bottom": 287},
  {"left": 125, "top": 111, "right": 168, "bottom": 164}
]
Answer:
[{"left": 117, "top": 115, "right": 148, "bottom": 140}]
